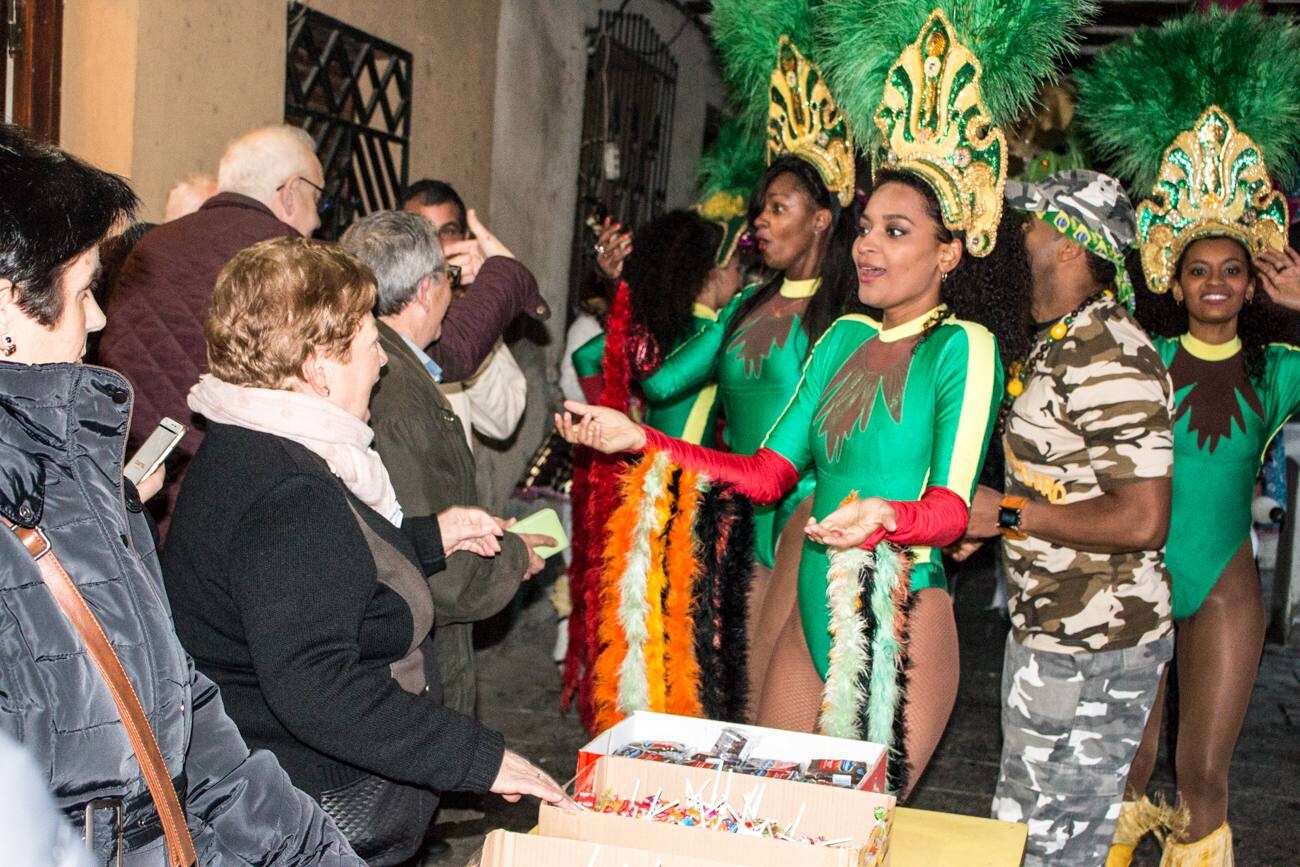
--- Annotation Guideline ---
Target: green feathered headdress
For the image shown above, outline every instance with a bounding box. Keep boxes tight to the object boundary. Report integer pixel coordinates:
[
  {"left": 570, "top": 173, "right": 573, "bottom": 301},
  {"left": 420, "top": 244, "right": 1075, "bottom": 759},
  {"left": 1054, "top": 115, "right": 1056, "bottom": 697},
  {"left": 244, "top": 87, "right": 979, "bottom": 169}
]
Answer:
[
  {"left": 1075, "top": 8, "right": 1300, "bottom": 294},
  {"left": 694, "top": 117, "right": 766, "bottom": 265},
  {"left": 1075, "top": 6, "right": 1300, "bottom": 195},
  {"left": 817, "top": 0, "right": 1096, "bottom": 153},
  {"left": 711, "top": 0, "right": 818, "bottom": 134}
]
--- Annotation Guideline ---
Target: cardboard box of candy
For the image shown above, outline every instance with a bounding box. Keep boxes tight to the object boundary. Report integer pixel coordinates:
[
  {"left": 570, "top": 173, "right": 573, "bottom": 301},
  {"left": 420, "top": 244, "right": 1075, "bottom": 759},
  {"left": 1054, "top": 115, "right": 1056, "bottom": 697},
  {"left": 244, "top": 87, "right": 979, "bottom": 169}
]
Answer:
[
  {"left": 473, "top": 828, "right": 736, "bottom": 866},
  {"left": 578, "top": 711, "right": 888, "bottom": 794},
  {"left": 542, "top": 755, "right": 895, "bottom": 867}
]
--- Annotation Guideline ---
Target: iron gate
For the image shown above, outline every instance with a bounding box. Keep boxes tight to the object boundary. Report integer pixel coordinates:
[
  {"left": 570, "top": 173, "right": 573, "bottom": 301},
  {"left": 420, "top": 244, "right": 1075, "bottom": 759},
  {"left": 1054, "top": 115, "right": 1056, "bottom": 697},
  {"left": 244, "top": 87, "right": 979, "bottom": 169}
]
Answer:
[
  {"left": 569, "top": 10, "right": 678, "bottom": 293},
  {"left": 285, "top": 3, "right": 411, "bottom": 239}
]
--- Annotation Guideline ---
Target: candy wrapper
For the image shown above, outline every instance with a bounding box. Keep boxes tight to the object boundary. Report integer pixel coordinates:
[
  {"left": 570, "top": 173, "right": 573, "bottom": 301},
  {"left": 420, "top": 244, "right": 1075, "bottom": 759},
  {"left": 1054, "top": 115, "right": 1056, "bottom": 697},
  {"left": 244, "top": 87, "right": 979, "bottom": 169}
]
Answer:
[{"left": 803, "top": 759, "right": 871, "bottom": 789}]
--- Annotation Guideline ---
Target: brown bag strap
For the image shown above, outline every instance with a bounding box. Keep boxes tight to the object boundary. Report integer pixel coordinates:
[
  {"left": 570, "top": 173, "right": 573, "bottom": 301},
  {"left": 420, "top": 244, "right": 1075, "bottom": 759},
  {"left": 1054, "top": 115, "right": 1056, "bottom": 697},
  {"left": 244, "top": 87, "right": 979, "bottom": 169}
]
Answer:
[{"left": 5, "top": 518, "right": 197, "bottom": 867}]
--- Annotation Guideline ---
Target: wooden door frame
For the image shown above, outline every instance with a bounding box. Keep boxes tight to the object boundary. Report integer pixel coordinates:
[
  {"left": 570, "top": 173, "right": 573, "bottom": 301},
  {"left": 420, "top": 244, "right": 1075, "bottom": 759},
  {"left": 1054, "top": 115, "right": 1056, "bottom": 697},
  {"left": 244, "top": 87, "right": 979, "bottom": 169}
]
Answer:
[{"left": 4, "top": 0, "right": 63, "bottom": 142}]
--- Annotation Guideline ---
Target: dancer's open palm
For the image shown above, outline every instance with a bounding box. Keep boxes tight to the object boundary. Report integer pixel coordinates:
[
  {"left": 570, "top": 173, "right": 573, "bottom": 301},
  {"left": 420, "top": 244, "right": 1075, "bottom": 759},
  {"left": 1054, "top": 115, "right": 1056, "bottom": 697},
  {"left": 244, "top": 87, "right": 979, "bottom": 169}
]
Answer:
[{"left": 555, "top": 400, "right": 647, "bottom": 454}]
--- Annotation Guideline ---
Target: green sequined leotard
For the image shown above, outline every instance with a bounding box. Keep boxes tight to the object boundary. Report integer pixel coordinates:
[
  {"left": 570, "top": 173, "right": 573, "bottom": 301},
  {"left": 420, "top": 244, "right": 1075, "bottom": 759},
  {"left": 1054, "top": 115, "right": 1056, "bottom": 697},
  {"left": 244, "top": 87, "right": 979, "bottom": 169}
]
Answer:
[
  {"left": 716, "top": 278, "right": 821, "bottom": 567},
  {"left": 1153, "top": 334, "right": 1300, "bottom": 619},
  {"left": 570, "top": 305, "right": 724, "bottom": 445},
  {"left": 760, "top": 309, "right": 1002, "bottom": 677}
]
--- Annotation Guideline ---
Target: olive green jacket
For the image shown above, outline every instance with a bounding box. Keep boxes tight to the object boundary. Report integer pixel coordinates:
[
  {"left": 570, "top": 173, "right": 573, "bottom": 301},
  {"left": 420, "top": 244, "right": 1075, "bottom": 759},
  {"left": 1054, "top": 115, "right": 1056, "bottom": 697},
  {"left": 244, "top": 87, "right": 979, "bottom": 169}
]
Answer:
[{"left": 370, "top": 320, "right": 527, "bottom": 713}]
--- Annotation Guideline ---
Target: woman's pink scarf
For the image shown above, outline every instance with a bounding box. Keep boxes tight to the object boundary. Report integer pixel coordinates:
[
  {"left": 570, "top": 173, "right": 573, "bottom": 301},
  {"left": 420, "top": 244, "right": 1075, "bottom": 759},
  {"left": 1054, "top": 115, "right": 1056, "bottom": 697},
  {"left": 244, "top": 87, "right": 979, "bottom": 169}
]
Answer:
[{"left": 188, "top": 374, "right": 403, "bottom": 526}]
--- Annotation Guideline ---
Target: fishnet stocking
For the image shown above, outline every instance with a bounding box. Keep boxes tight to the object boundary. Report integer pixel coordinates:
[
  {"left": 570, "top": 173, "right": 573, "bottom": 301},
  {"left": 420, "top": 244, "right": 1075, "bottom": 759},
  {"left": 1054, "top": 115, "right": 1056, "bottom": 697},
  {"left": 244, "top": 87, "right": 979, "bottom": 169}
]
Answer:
[
  {"left": 746, "top": 498, "right": 813, "bottom": 719},
  {"left": 899, "top": 587, "right": 959, "bottom": 799},
  {"left": 752, "top": 511, "right": 960, "bottom": 802}
]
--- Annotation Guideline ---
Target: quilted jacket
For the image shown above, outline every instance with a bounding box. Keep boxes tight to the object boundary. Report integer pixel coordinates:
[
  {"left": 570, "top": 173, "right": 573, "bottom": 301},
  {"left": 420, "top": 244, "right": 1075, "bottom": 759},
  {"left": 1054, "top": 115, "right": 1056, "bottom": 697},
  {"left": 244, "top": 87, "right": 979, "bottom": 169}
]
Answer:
[{"left": 0, "top": 360, "right": 362, "bottom": 866}]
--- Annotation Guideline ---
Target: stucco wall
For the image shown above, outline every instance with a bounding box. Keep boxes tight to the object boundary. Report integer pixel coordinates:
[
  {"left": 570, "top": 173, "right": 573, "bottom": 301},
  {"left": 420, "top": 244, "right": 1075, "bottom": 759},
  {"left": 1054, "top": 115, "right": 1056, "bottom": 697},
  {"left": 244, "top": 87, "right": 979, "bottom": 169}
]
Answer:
[
  {"left": 60, "top": 0, "right": 141, "bottom": 178},
  {"left": 61, "top": 0, "right": 500, "bottom": 223},
  {"left": 308, "top": 0, "right": 501, "bottom": 222}
]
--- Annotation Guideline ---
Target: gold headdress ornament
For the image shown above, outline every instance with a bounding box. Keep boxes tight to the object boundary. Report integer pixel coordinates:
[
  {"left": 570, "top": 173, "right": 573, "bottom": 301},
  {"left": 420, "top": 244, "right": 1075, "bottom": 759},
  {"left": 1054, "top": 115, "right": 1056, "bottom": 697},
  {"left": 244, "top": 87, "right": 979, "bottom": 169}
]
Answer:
[
  {"left": 767, "top": 37, "right": 855, "bottom": 207},
  {"left": 1137, "top": 106, "right": 1289, "bottom": 294},
  {"left": 874, "top": 10, "right": 1007, "bottom": 257},
  {"left": 695, "top": 191, "right": 749, "bottom": 266}
]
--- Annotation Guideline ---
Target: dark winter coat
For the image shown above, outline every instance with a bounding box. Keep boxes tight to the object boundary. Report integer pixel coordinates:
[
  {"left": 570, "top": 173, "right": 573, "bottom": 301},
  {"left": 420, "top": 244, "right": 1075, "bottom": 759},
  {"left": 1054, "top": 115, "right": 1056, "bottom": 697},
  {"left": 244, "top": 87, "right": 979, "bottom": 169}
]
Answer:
[
  {"left": 0, "top": 361, "right": 361, "bottom": 866},
  {"left": 162, "top": 422, "right": 506, "bottom": 799}
]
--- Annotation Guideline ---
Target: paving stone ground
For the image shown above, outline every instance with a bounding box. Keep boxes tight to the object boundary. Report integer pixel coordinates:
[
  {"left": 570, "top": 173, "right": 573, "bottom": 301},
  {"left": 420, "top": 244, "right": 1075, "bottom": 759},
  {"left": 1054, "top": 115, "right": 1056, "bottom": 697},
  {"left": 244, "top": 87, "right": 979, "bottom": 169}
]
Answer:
[{"left": 424, "top": 549, "right": 1300, "bottom": 866}]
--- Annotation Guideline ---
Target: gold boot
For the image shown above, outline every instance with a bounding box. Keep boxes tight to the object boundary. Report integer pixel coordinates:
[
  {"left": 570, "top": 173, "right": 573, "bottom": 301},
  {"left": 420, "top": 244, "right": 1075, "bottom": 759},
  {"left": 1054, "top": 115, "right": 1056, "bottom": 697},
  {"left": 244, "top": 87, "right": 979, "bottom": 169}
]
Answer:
[
  {"left": 1158, "top": 822, "right": 1233, "bottom": 867},
  {"left": 1107, "top": 796, "right": 1162, "bottom": 867}
]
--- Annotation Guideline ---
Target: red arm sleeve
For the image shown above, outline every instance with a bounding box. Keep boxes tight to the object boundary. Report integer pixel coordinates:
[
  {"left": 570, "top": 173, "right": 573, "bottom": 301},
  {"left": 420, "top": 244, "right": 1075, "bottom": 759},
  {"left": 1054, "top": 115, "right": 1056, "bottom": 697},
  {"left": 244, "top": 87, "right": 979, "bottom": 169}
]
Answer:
[
  {"left": 643, "top": 426, "right": 799, "bottom": 505},
  {"left": 862, "top": 485, "right": 970, "bottom": 549}
]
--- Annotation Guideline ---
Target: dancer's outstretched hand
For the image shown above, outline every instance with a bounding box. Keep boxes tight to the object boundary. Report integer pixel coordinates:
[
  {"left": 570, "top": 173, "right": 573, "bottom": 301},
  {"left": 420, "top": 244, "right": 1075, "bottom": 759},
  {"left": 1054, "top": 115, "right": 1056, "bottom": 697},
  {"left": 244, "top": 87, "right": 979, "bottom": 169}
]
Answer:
[
  {"left": 805, "top": 496, "right": 896, "bottom": 549},
  {"left": 555, "top": 400, "right": 647, "bottom": 454}
]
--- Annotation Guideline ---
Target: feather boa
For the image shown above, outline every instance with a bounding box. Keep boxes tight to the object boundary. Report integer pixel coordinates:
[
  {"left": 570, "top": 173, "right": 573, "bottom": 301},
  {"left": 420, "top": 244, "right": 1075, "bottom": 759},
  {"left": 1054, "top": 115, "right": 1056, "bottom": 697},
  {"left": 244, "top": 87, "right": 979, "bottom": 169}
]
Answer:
[
  {"left": 693, "top": 485, "right": 755, "bottom": 722},
  {"left": 563, "top": 284, "right": 636, "bottom": 730},
  {"left": 591, "top": 452, "right": 657, "bottom": 731},
  {"left": 664, "top": 469, "right": 707, "bottom": 717},
  {"left": 820, "top": 546, "right": 872, "bottom": 739},
  {"left": 612, "top": 451, "right": 671, "bottom": 721},
  {"left": 577, "top": 434, "right": 755, "bottom": 732},
  {"left": 641, "top": 461, "right": 676, "bottom": 712},
  {"left": 818, "top": 541, "right": 914, "bottom": 795}
]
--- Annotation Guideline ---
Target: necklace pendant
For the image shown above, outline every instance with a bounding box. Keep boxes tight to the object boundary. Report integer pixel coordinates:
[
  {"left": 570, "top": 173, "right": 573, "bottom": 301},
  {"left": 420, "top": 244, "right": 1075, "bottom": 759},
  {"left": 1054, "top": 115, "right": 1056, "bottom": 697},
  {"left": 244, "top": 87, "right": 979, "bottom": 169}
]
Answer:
[{"left": 1049, "top": 321, "right": 1068, "bottom": 341}]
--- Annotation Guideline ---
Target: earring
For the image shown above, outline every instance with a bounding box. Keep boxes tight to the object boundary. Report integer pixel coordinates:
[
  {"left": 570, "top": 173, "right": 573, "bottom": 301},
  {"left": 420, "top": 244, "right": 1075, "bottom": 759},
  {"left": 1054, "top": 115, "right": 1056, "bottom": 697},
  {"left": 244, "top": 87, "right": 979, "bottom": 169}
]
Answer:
[
  {"left": 940, "top": 270, "right": 949, "bottom": 283},
  {"left": 322, "top": 385, "right": 331, "bottom": 397},
  {"left": 2, "top": 335, "right": 15, "bottom": 357}
]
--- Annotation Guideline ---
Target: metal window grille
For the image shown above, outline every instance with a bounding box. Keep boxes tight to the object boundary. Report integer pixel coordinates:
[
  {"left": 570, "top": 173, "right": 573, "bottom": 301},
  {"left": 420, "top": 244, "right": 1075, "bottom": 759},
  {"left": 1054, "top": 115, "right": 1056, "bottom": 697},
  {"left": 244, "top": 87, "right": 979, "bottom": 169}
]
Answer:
[
  {"left": 569, "top": 10, "right": 678, "bottom": 294},
  {"left": 285, "top": 3, "right": 411, "bottom": 239}
]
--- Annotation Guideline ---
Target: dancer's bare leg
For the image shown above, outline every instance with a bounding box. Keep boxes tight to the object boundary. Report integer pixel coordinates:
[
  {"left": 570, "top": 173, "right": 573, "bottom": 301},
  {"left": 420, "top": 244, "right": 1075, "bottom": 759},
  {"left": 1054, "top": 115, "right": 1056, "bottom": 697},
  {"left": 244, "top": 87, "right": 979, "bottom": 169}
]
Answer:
[{"left": 1171, "top": 539, "right": 1263, "bottom": 841}]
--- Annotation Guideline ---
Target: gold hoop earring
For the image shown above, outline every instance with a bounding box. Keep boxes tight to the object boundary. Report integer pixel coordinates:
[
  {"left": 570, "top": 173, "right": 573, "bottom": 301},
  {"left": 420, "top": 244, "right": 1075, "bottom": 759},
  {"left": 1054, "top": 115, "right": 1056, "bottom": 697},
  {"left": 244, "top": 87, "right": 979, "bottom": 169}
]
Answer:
[{"left": 2, "top": 335, "right": 15, "bottom": 357}]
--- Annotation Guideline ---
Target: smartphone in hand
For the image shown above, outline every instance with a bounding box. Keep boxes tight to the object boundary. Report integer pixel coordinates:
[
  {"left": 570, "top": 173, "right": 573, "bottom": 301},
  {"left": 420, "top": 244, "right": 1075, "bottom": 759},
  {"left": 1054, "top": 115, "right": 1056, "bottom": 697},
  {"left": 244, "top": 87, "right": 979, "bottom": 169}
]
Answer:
[{"left": 124, "top": 417, "right": 186, "bottom": 485}]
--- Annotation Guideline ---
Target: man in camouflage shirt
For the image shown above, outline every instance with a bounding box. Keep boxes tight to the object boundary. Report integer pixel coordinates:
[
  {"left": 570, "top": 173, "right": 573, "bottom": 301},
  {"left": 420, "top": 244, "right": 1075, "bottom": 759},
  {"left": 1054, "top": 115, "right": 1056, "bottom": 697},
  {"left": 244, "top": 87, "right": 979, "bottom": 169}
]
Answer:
[{"left": 961, "top": 171, "right": 1175, "bottom": 866}]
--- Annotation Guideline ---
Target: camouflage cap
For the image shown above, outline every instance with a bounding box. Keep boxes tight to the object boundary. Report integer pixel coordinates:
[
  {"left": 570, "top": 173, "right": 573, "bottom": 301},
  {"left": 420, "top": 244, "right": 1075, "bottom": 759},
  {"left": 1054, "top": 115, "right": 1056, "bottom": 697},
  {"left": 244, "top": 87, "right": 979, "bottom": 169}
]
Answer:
[{"left": 1005, "top": 170, "right": 1139, "bottom": 311}]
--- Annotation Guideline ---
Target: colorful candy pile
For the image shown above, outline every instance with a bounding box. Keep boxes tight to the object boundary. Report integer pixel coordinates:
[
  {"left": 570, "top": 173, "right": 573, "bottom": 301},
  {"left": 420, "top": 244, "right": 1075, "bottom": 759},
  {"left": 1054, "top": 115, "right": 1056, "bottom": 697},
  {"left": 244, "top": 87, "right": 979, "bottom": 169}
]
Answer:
[
  {"left": 611, "top": 729, "right": 871, "bottom": 788},
  {"left": 572, "top": 773, "right": 856, "bottom": 848}
]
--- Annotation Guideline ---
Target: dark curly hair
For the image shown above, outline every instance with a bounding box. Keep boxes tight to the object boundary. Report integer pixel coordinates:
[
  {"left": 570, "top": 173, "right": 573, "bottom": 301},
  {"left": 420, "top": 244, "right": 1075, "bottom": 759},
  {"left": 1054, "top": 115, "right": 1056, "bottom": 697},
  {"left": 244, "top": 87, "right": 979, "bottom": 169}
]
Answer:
[
  {"left": 623, "top": 209, "right": 723, "bottom": 351},
  {"left": 1134, "top": 237, "right": 1300, "bottom": 385},
  {"left": 721, "top": 155, "right": 864, "bottom": 353},
  {"left": 871, "top": 169, "right": 1033, "bottom": 368}
]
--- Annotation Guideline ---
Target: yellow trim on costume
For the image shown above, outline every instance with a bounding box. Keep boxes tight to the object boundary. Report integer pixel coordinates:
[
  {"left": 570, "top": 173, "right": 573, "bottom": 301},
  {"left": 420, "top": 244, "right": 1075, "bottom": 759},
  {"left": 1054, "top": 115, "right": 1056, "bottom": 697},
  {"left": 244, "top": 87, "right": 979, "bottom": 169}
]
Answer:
[
  {"left": 780, "top": 277, "right": 820, "bottom": 298},
  {"left": 943, "top": 320, "right": 998, "bottom": 505},
  {"left": 1180, "top": 332, "right": 1242, "bottom": 361},
  {"left": 878, "top": 305, "right": 947, "bottom": 343},
  {"left": 835, "top": 312, "right": 884, "bottom": 329},
  {"left": 692, "top": 303, "right": 719, "bottom": 322},
  {"left": 680, "top": 384, "right": 719, "bottom": 445}
]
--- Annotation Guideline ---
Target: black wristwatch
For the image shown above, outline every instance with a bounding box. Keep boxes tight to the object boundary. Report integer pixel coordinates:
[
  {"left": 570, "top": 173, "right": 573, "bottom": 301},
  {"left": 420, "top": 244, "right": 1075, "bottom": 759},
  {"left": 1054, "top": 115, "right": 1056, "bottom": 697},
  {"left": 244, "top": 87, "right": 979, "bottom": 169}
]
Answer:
[{"left": 997, "top": 495, "right": 1028, "bottom": 540}]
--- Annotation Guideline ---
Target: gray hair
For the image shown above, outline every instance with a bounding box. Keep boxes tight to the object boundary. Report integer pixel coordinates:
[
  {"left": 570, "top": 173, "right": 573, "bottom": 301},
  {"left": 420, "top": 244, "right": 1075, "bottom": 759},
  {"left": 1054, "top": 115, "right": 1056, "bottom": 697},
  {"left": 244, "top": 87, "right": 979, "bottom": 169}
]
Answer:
[
  {"left": 216, "top": 125, "right": 317, "bottom": 201},
  {"left": 339, "top": 210, "right": 445, "bottom": 316}
]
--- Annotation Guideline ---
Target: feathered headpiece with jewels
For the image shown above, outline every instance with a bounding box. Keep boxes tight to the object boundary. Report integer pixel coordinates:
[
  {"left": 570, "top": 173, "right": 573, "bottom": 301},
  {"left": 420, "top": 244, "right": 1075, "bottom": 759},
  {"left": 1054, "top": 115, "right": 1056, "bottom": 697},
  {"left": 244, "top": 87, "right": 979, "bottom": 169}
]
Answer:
[
  {"left": 695, "top": 117, "right": 766, "bottom": 265},
  {"left": 1075, "top": 7, "right": 1300, "bottom": 294},
  {"left": 712, "top": 0, "right": 855, "bottom": 207},
  {"left": 818, "top": 0, "right": 1095, "bottom": 255}
]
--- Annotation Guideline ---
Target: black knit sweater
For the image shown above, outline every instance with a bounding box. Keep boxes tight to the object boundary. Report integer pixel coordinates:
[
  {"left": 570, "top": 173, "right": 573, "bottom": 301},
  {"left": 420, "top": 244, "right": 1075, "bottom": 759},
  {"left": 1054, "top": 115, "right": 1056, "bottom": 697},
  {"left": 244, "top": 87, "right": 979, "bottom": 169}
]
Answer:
[{"left": 163, "top": 423, "right": 505, "bottom": 798}]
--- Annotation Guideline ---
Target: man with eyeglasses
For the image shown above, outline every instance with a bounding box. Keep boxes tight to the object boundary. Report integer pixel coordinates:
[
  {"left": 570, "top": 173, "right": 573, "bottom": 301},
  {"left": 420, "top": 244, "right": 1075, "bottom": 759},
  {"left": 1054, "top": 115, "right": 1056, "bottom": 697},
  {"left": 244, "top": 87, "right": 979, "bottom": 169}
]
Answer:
[
  {"left": 402, "top": 179, "right": 529, "bottom": 470},
  {"left": 99, "top": 124, "right": 331, "bottom": 533}
]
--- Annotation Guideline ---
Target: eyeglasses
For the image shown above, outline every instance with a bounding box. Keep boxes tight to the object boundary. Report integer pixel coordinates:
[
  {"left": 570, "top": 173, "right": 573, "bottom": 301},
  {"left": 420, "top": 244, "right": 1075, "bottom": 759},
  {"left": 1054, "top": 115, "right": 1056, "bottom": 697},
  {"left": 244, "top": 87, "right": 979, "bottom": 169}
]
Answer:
[{"left": 276, "top": 176, "right": 334, "bottom": 216}]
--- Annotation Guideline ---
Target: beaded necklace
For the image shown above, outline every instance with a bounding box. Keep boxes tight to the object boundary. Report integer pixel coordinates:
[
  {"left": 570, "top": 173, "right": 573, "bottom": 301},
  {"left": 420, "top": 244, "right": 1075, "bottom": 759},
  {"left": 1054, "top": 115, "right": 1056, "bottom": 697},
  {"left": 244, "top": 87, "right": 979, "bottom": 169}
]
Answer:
[{"left": 1005, "top": 288, "right": 1111, "bottom": 398}]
